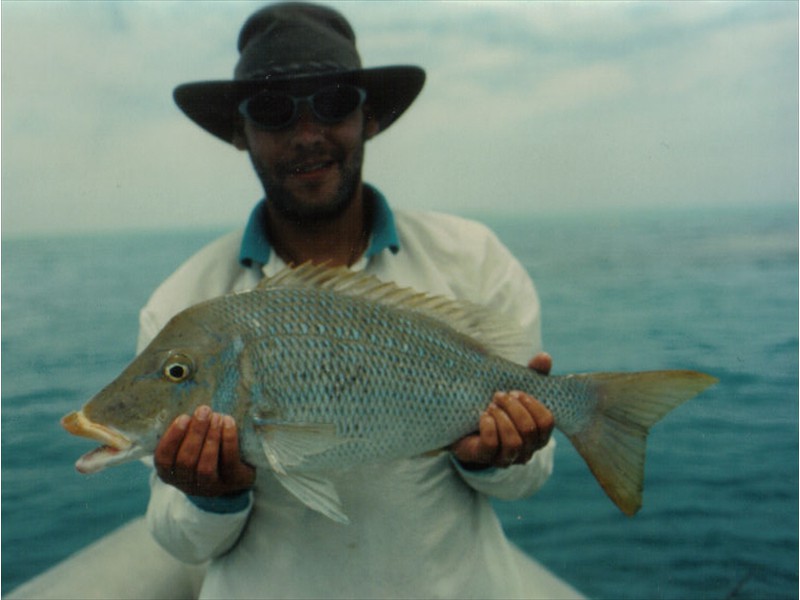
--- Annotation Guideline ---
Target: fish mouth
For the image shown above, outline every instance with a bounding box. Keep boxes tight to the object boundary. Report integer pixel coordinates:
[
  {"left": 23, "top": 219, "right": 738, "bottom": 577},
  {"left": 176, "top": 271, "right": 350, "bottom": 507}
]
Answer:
[{"left": 61, "top": 411, "right": 141, "bottom": 474}]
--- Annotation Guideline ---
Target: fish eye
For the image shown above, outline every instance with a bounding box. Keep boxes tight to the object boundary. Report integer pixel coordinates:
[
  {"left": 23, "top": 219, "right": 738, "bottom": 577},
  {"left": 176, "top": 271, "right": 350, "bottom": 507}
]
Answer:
[{"left": 163, "top": 354, "right": 194, "bottom": 383}]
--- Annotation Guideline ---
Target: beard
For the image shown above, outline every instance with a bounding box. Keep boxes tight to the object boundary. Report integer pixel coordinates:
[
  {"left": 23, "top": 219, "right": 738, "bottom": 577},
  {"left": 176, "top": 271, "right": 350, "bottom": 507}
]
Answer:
[{"left": 249, "top": 140, "right": 365, "bottom": 226}]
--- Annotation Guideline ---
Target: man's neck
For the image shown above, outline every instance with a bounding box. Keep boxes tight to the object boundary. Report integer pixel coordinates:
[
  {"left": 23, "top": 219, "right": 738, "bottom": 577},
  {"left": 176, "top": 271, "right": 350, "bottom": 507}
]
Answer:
[{"left": 265, "top": 188, "right": 370, "bottom": 268}]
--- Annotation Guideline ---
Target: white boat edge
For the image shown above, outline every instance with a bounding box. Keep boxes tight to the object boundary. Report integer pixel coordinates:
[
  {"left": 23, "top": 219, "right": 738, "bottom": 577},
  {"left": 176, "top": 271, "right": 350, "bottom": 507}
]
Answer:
[{"left": 4, "top": 517, "right": 205, "bottom": 600}]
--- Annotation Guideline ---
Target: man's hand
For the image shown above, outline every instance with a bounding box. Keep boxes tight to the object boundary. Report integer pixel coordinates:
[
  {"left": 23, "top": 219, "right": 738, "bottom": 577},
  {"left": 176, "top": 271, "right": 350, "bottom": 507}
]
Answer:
[
  {"left": 451, "top": 353, "right": 555, "bottom": 470},
  {"left": 154, "top": 405, "right": 256, "bottom": 497}
]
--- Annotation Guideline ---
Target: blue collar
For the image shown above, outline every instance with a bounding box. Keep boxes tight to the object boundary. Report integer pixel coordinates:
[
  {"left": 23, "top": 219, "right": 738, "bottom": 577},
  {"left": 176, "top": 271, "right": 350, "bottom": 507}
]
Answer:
[{"left": 239, "top": 184, "right": 400, "bottom": 267}]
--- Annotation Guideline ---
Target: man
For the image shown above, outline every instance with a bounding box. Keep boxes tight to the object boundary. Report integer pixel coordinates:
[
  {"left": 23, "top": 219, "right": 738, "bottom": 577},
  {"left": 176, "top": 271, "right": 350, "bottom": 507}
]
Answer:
[{"left": 143, "top": 3, "right": 583, "bottom": 598}]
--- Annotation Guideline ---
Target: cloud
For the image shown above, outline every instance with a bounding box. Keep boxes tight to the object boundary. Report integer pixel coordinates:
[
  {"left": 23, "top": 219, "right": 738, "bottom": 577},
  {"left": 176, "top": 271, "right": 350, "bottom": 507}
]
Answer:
[{"left": 2, "top": 1, "right": 797, "bottom": 236}]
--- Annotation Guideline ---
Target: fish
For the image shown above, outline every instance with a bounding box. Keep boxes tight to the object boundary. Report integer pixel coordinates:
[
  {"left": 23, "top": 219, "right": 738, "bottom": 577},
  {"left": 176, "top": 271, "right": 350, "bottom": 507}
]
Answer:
[{"left": 62, "top": 264, "right": 717, "bottom": 524}]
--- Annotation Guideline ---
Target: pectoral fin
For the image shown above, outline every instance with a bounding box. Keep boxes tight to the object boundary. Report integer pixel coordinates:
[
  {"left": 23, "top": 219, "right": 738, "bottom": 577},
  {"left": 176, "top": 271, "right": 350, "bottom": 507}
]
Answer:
[
  {"left": 254, "top": 420, "right": 346, "bottom": 474},
  {"left": 253, "top": 419, "right": 351, "bottom": 523}
]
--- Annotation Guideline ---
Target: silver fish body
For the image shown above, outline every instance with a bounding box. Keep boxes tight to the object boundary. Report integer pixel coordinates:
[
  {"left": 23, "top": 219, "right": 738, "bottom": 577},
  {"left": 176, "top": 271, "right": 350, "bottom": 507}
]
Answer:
[
  {"left": 62, "top": 265, "right": 717, "bottom": 523},
  {"left": 208, "top": 285, "right": 576, "bottom": 470}
]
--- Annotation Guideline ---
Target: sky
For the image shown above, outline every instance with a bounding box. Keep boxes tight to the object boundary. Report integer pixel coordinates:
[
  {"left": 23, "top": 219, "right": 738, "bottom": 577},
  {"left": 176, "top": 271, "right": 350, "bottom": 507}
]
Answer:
[{"left": 2, "top": 0, "right": 798, "bottom": 236}]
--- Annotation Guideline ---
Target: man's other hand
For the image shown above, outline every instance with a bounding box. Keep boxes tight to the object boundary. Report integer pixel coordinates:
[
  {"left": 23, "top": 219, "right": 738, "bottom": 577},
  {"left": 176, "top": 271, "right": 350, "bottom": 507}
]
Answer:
[{"left": 451, "top": 353, "right": 555, "bottom": 470}]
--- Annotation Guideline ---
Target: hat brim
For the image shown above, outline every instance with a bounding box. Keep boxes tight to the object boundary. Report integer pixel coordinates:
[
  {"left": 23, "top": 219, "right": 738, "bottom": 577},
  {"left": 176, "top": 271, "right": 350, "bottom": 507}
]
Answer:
[{"left": 173, "top": 65, "right": 425, "bottom": 144}]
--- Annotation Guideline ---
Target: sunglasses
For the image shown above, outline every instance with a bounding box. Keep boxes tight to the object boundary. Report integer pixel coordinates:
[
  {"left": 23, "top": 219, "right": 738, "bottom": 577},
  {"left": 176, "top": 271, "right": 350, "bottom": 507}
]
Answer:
[{"left": 238, "top": 84, "right": 367, "bottom": 131}]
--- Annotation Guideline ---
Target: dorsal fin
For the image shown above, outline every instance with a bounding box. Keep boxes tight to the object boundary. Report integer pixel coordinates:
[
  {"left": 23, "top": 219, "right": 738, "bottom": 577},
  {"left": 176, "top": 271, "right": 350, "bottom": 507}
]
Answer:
[{"left": 257, "top": 263, "right": 530, "bottom": 360}]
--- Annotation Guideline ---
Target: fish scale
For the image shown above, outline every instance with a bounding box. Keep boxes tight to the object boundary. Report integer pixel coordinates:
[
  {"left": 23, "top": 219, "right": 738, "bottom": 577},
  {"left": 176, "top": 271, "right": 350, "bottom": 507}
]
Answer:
[
  {"left": 234, "top": 286, "right": 583, "bottom": 473},
  {"left": 232, "top": 287, "right": 495, "bottom": 467},
  {"left": 61, "top": 264, "right": 717, "bottom": 523}
]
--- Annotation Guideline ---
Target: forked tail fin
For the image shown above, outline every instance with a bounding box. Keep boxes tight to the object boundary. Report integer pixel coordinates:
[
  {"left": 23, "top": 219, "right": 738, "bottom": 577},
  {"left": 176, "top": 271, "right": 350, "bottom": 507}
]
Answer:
[{"left": 563, "top": 370, "right": 717, "bottom": 515}]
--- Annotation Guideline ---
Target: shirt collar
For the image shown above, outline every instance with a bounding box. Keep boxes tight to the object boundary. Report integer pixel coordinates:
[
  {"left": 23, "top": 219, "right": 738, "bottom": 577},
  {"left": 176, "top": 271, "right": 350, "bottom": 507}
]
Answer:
[{"left": 239, "top": 184, "right": 400, "bottom": 268}]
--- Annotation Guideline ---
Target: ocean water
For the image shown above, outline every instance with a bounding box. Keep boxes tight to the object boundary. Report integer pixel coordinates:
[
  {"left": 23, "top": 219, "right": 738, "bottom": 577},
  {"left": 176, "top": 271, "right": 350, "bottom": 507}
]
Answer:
[{"left": 2, "top": 204, "right": 797, "bottom": 599}]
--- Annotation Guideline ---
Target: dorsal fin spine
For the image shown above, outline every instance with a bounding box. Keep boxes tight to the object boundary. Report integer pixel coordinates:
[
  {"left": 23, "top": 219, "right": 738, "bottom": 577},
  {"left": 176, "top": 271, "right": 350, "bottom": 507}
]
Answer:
[{"left": 257, "top": 263, "right": 529, "bottom": 360}]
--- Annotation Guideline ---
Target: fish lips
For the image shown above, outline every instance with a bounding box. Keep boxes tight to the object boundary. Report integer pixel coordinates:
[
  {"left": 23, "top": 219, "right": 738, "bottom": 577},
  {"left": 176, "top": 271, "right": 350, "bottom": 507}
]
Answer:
[{"left": 61, "top": 411, "right": 142, "bottom": 473}]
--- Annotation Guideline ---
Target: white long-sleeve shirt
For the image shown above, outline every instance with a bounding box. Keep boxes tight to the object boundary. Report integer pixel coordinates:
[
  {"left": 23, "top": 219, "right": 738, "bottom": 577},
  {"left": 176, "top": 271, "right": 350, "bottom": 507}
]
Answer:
[{"left": 142, "top": 188, "right": 582, "bottom": 599}]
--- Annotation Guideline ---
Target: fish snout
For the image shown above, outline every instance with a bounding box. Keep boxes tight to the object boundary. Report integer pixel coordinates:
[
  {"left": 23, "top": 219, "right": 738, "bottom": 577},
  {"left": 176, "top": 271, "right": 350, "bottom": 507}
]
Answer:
[
  {"left": 61, "top": 410, "right": 132, "bottom": 450},
  {"left": 61, "top": 411, "right": 81, "bottom": 433}
]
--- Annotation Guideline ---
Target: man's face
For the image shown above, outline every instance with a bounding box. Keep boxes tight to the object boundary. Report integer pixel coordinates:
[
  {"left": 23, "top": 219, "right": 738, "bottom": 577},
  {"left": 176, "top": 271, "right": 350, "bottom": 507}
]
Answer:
[{"left": 235, "top": 84, "right": 379, "bottom": 225}]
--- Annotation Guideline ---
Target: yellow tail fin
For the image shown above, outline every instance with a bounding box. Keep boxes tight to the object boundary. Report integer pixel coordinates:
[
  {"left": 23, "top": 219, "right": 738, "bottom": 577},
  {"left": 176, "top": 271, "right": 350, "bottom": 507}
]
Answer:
[{"left": 564, "top": 370, "right": 717, "bottom": 515}]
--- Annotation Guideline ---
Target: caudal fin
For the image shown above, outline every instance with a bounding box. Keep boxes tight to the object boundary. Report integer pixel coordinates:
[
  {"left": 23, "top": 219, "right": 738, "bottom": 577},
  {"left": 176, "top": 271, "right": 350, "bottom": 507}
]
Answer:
[{"left": 564, "top": 370, "right": 717, "bottom": 516}]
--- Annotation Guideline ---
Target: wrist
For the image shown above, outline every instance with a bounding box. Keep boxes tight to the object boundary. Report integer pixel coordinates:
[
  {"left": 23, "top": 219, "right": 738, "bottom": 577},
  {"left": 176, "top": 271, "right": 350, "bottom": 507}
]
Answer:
[
  {"left": 453, "top": 459, "right": 493, "bottom": 472},
  {"left": 188, "top": 490, "right": 252, "bottom": 514}
]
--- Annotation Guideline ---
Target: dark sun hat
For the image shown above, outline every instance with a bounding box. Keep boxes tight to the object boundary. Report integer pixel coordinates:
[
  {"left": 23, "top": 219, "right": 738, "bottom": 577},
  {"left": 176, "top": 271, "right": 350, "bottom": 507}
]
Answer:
[{"left": 174, "top": 2, "right": 426, "bottom": 144}]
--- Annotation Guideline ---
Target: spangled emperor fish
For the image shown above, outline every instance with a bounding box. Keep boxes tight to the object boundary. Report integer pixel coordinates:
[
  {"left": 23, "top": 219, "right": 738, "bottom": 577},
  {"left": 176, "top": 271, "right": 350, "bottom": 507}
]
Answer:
[{"left": 62, "top": 264, "right": 716, "bottom": 523}]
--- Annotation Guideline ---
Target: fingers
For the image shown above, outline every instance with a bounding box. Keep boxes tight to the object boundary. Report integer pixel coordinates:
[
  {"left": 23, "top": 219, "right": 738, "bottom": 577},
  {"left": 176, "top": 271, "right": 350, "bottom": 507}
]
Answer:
[
  {"left": 487, "top": 398, "right": 524, "bottom": 466},
  {"left": 220, "top": 416, "right": 256, "bottom": 487},
  {"left": 174, "top": 406, "right": 214, "bottom": 485},
  {"left": 154, "top": 406, "right": 255, "bottom": 496},
  {"left": 220, "top": 416, "right": 240, "bottom": 472},
  {"left": 528, "top": 352, "right": 552, "bottom": 376},
  {"left": 195, "top": 413, "right": 223, "bottom": 488},
  {"left": 496, "top": 391, "right": 554, "bottom": 456},
  {"left": 154, "top": 413, "right": 190, "bottom": 473},
  {"left": 452, "top": 391, "right": 554, "bottom": 470}
]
